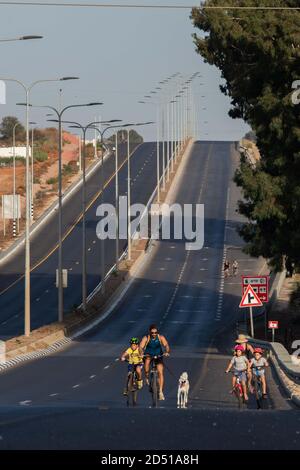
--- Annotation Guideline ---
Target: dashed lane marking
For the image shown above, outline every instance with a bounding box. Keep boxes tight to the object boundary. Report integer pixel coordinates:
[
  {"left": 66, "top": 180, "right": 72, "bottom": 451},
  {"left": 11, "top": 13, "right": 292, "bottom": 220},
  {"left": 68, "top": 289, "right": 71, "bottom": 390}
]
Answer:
[{"left": 19, "top": 400, "right": 32, "bottom": 406}]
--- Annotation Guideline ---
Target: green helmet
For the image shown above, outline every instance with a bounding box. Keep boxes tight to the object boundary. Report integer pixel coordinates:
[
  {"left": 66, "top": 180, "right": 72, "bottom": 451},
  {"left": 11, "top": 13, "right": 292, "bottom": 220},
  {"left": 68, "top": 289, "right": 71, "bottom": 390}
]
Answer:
[{"left": 130, "top": 337, "right": 139, "bottom": 344}]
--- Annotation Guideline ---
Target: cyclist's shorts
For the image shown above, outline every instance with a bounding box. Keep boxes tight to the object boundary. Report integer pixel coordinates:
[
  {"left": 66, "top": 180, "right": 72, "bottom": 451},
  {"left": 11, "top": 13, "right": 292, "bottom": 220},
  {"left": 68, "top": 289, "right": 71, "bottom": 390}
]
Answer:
[
  {"left": 253, "top": 368, "right": 265, "bottom": 377},
  {"left": 128, "top": 363, "right": 143, "bottom": 372},
  {"left": 233, "top": 370, "right": 247, "bottom": 382},
  {"left": 144, "top": 355, "right": 164, "bottom": 365}
]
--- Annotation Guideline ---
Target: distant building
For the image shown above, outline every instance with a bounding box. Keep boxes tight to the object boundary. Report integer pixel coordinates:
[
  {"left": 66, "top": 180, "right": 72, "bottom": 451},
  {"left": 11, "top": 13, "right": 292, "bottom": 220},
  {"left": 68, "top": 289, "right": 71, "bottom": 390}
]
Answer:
[{"left": 0, "top": 147, "right": 31, "bottom": 159}]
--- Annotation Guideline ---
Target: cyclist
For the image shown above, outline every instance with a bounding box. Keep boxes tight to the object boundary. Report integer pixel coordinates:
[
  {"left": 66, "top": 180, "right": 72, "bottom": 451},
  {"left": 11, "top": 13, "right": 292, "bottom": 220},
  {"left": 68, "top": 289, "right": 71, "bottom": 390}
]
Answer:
[
  {"left": 232, "top": 260, "right": 239, "bottom": 276},
  {"left": 224, "top": 259, "right": 230, "bottom": 278},
  {"left": 250, "top": 347, "right": 269, "bottom": 398},
  {"left": 120, "top": 337, "right": 143, "bottom": 395},
  {"left": 235, "top": 334, "right": 254, "bottom": 391},
  {"left": 225, "top": 345, "right": 250, "bottom": 401},
  {"left": 139, "top": 324, "right": 170, "bottom": 401}
]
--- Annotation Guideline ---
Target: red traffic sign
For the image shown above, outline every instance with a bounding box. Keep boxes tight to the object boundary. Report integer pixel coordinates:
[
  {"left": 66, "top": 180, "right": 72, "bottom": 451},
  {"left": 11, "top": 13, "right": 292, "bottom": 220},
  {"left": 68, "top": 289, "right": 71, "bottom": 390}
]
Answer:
[
  {"left": 239, "top": 284, "right": 263, "bottom": 308},
  {"left": 242, "top": 275, "right": 269, "bottom": 303},
  {"left": 268, "top": 321, "right": 279, "bottom": 329}
]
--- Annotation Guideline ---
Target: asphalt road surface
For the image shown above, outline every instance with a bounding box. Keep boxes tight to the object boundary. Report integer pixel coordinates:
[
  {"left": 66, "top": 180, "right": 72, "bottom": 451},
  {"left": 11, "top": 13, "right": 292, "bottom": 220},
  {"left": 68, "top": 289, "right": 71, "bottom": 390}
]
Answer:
[{"left": 0, "top": 141, "right": 299, "bottom": 450}]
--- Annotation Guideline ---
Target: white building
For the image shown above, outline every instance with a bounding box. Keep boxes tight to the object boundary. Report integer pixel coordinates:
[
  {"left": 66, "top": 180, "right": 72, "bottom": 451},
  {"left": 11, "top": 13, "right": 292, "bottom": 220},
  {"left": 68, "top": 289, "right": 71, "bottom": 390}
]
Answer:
[{"left": 0, "top": 147, "right": 31, "bottom": 159}]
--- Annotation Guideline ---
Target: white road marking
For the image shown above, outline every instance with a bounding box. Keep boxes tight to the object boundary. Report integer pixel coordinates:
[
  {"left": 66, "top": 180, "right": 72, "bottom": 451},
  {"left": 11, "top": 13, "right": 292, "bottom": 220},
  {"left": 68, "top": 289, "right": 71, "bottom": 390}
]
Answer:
[
  {"left": 19, "top": 400, "right": 32, "bottom": 406},
  {"left": 90, "top": 375, "right": 96, "bottom": 379},
  {"left": 93, "top": 240, "right": 96, "bottom": 244},
  {"left": 72, "top": 384, "right": 80, "bottom": 389},
  {"left": 104, "top": 365, "right": 110, "bottom": 370},
  {"left": 199, "top": 268, "right": 207, "bottom": 271},
  {"left": 159, "top": 267, "right": 166, "bottom": 271},
  {"left": 49, "top": 393, "right": 59, "bottom": 397},
  {"left": 143, "top": 295, "right": 152, "bottom": 298},
  {"left": 36, "top": 298, "right": 40, "bottom": 302},
  {"left": 88, "top": 248, "right": 91, "bottom": 252},
  {"left": 69, "top": 268, "right": 73, "bottom": 271}
]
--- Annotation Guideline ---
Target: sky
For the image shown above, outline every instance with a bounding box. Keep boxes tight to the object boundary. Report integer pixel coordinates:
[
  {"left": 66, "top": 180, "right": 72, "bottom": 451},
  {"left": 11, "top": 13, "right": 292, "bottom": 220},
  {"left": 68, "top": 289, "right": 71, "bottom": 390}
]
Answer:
[{"left": 0, "top": 1, "right": 250, "bottom": 142}]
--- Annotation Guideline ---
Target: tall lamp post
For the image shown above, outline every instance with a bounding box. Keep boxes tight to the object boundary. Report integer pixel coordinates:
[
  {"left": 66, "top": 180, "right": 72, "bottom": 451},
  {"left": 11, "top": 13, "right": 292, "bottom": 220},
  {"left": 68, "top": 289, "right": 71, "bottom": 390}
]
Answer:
[
  {"left": 138, "top": 100, "right": 161, "bottom": 203},
  {"left": 29, "top": 121, "right": 37, "bottom": 222},
  {"left": 126, "top": 122, "right": 154, "bottom": 261},
  {"left": 12, "top": 122, "right": 21, "bottom": 237},
  {"left": 18, "top": 98, "right": 107, "bottom": 323},
  {"left": 52, "top": 118, "right": 121, "bottom": 311},
  {"left": 70, "top": 122, "right": 135, "bottom": 297},
  {"left": 1, "top": 72, "right": 76, "bottom": 336}
]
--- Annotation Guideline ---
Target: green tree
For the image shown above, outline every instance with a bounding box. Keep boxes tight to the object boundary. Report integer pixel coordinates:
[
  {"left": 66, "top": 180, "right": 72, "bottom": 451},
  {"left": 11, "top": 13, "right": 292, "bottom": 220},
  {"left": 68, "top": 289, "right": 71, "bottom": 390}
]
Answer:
[
  {"left": 0, "top": 116, "right": 25, "bottom": 140},
  {"left": 191, "top": 0, "right": 300, "bottom": 271}
]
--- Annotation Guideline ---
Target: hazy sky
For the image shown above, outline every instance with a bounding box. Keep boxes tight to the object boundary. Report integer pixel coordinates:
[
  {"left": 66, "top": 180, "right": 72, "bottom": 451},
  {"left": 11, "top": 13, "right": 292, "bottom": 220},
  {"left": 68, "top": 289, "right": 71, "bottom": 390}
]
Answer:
[{"left": 0, "top": 1, "right": 250, "bottom": 142}]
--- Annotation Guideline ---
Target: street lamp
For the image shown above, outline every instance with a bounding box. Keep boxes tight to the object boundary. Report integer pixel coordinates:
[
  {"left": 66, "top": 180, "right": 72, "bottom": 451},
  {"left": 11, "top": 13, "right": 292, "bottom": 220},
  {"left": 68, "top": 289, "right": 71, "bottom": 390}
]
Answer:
[
  {"left": 1, "top": 73, "right": 77, "bottom": 337},
  {"left": 138, "top": 100, "right": 161, "bottom": 203},
  {"left": 53, "top": 118, "right": 121, "bottom": 310},
  {"left": 12, "top": 122, "right": 21, "bottom": 237},
  {"left": 126, "top": 122, "right": 154, "bottom": 261},
  {"left": 29, "top": 121, "right": 37, "bottom": 222},
  {"left": 0, "top": 35, "right": 43, "bottom": 43}
]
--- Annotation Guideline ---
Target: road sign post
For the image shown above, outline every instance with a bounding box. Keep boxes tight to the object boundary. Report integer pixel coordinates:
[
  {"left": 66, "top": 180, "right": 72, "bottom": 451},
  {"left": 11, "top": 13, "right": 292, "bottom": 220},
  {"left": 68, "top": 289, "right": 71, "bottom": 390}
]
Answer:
[
  {"left": 249, "top": 306, "right": 254, "bottom": 338},
  {"left": 239, "top": 285, "right": 263, "bottom": 338},
  {"left": 268, "top": 320, "right": 278, "bottom": 343}
]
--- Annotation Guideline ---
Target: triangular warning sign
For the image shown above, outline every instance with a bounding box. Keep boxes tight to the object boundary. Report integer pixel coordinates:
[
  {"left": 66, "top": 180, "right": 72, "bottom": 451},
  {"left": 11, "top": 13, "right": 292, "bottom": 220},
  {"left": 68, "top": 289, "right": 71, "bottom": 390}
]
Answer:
[{"left": 239, "top": 285, "right": 263, "bottom": 308}]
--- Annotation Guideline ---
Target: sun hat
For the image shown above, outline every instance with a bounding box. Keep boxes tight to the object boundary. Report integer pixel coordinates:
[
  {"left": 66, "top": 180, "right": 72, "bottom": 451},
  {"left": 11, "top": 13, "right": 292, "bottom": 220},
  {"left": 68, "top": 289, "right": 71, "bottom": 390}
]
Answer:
[{"left": 235, "top": 334, "right": 248, "bottom": 344}]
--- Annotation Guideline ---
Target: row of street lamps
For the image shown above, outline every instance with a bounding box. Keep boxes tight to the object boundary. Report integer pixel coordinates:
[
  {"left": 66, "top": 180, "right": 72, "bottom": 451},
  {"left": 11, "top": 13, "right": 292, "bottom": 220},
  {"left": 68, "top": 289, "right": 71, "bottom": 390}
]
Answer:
[
  {"left": 1, "top": 75, "right": 154, "bottom": 331},
  {"left": 139, "top": 72, "right": 200, "bottom": 203},
  {"left": 1, "top": 35, "right": 198, "bottom": 336}
]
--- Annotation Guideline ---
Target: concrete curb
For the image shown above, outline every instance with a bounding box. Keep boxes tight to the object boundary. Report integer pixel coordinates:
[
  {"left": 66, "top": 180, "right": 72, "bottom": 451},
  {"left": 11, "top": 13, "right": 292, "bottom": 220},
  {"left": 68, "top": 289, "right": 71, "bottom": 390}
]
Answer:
[{"left": 0, "top": 139, "right": 194, "bottom": 373}]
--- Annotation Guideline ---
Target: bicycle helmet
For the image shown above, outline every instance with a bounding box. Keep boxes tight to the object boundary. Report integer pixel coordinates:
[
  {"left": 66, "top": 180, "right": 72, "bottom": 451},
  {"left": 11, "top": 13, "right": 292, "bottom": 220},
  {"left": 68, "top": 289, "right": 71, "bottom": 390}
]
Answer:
[
  {"left": 253, "top": 347, "right": 263, "bottom": 354},
  {"left": 130, "top": 337, "right": 139, "bottom": 344},
  {"left": 234, "top": 345, "right": 244, "bottom": 352}
]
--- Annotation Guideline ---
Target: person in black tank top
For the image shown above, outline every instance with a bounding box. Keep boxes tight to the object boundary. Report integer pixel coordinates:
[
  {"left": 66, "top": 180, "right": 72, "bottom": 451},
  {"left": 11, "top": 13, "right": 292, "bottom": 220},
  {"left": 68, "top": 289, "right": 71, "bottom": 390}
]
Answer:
[{"left": 139, "top": 324, "right": 170, "bottom": 401}]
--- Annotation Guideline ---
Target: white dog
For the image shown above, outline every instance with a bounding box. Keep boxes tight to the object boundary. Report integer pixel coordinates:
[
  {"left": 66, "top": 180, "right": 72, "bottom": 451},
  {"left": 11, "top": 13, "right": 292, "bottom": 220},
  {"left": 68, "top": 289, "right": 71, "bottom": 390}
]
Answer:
[{"left": 177, "top": 372, "right": 189, "bottom": 408}]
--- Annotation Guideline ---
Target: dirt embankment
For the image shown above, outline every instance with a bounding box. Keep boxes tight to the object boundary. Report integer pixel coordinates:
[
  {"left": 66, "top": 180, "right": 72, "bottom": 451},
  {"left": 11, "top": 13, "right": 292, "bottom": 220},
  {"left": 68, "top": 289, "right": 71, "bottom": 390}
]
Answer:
[{"left": 0, "top": 131, "right": 84, "bottom": 250}]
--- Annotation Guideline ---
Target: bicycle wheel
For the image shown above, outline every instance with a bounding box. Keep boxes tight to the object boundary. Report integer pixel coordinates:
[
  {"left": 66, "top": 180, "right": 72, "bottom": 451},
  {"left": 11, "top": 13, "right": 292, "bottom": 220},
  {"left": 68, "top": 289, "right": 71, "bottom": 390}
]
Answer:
[
  {"left": 234, "top": 384, "right": 243, "bottom": 409},
  {"left": 127, "top": 373, "right": 138, "bottom": 407},
  {"left": 150, "top": 371, "right": 158, "bottom": 408},
  {"left": 254, "top": 376, "right": 262, "bottom": 409}
]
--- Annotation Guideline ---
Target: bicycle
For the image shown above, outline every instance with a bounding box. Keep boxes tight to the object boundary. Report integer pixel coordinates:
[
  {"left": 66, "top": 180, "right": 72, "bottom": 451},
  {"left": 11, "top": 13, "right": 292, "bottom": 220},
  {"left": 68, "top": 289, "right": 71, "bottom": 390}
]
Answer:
[
  {"left": 148, "top": 354, "right": 164, "bottom": 408},
  {"left": 252, "top": 367, "right": 266, "bottom": 410},
  {"left": 231, "top": 371, "right": 246, "bottom": 409},
  {"left": 124, "top": 363, "right": 139, "bottom": 407}
]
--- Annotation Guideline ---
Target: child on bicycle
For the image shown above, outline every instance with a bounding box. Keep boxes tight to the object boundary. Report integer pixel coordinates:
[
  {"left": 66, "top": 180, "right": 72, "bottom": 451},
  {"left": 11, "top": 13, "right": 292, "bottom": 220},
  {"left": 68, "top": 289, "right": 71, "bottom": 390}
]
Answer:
[
  {"left": 120, "top": 337, "right": 143, "bottom": 395},
  {"left": 249, "top": 347, "right": 269, "bottom": 398},
  {"left": 225, "top": 345, "right": 250, "bottom": 401}
]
